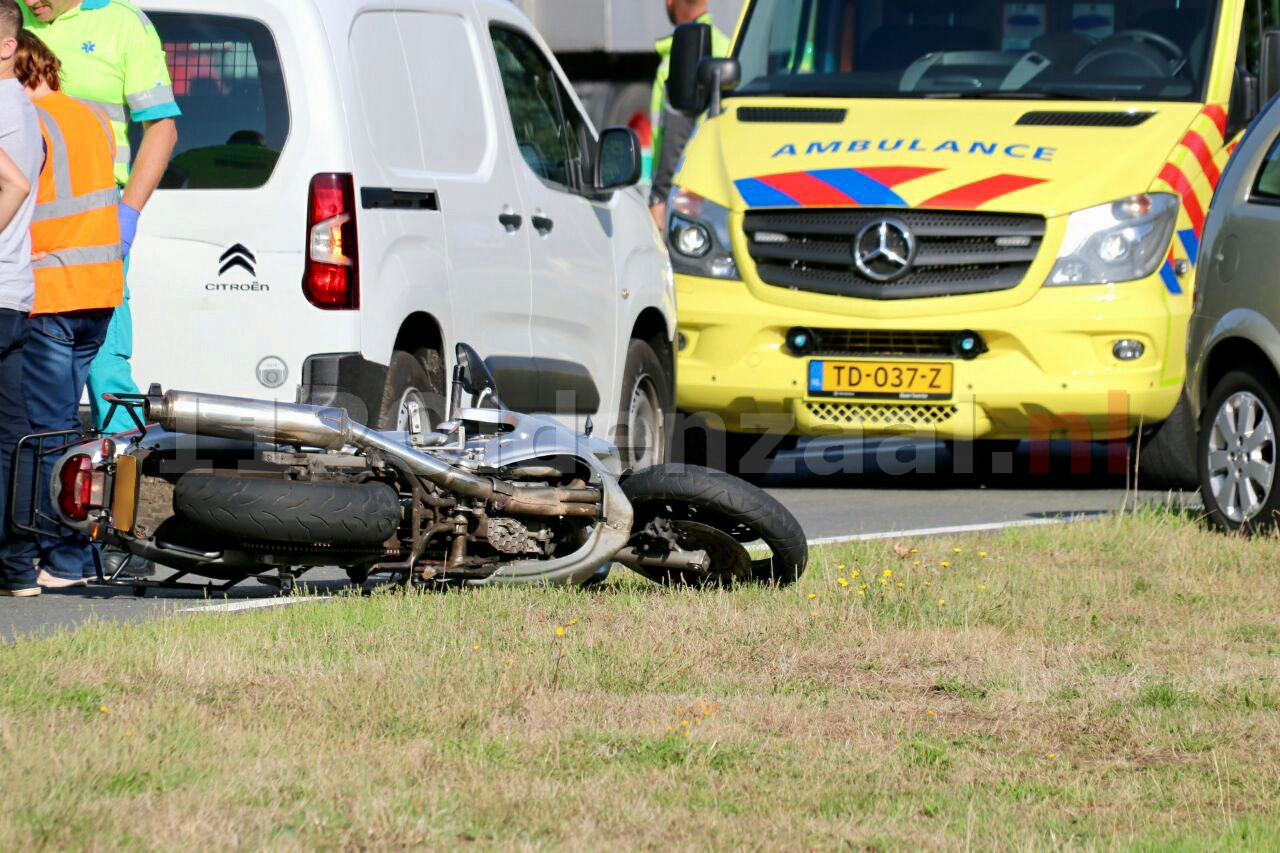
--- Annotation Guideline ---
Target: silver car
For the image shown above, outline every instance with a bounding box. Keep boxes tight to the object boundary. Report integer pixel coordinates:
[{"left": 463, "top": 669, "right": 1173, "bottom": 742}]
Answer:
[{"left": 1188, "top": 107, "right": 1280, "bottom": 531}]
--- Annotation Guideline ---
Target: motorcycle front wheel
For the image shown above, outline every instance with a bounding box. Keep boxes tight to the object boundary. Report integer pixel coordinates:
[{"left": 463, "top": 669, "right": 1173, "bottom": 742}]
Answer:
[{"left": 620, "top": 464, "right": 808, "bottom": 587}]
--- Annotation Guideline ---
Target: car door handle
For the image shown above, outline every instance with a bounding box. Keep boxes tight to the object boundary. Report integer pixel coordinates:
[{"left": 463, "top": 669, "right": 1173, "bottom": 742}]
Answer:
[
  {"left": 532, "top": 214, "right": 555, "bottom": 235},
  {"left": 499, "top": 210, "right": 523, "bottom": 232}
]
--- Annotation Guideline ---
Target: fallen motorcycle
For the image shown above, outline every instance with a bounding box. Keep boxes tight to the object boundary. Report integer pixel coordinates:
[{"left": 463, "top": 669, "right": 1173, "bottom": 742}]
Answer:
[{"left": 23, "top": 344, "right": 807, "bottom": 594}]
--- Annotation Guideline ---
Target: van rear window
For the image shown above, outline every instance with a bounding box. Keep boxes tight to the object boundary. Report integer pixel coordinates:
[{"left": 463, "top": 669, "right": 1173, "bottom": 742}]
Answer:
[{"left": 131, "top": 13, "right": 289, "bottom": 190}]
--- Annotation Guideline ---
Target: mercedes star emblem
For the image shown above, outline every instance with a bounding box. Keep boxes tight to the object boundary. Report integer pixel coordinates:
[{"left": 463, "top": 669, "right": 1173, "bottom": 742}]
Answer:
[{"left": 852, "top": 218, "right": 917, "bottom": 282}]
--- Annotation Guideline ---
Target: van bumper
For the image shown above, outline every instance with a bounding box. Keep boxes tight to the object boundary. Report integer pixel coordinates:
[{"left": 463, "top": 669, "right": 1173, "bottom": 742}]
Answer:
[
  {"left": 299, "top": 353, "right": 388, "bottom": 426},
  {"left": 675, "top": 274, "right": 1187, "bottom": 442}
]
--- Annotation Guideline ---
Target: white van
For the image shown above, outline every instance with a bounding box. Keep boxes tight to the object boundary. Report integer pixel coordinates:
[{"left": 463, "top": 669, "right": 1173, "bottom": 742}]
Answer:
[{"left": 124, "top": 0, "right": 676, "bottom": 467}]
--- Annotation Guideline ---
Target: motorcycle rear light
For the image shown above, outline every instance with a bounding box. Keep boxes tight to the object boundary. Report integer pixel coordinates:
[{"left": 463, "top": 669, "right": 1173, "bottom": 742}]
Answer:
[
  {"left": 304, "top": 173, "right": 359, "bottom": 310},
  {"left": 57, "top": 454, "right": 97, "bottom": 523}
]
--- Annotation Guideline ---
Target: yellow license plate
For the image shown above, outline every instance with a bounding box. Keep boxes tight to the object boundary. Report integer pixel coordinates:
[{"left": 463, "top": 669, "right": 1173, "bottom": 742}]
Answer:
[{"left": 808, "top": 360, "right": 954, "bottom": 400}]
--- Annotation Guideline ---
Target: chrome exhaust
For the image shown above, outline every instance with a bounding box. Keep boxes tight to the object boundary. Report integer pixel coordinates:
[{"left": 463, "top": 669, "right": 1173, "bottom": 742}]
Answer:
[{"left": 143, "top": 390, "right": 598, "bottom": 514}]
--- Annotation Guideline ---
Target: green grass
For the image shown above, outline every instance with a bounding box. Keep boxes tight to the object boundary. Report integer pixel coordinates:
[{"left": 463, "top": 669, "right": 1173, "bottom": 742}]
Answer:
[{"left": 2, "top": 512, "right": 1280, "bottom": 848}]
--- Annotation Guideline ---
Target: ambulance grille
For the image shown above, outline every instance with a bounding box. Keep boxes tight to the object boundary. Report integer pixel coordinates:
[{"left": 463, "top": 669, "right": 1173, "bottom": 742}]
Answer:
[
  {"left": 804, "top": 402, "right": 959, "bottom": 427},
  {"left": 744, "top": 209, "right": 1045, "bottom": 300},
  {"left": 801, "top": 329, "right": 959, "bottom": 358}
]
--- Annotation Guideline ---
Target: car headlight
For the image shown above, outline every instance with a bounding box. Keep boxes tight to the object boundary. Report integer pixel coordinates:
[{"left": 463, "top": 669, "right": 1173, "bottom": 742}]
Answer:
[
  {"left": 667, "top": 187, "right": 740, "bottom": 280},
  {"left": 1045, "top": 193, "right": 1179, "bottom": 286}
]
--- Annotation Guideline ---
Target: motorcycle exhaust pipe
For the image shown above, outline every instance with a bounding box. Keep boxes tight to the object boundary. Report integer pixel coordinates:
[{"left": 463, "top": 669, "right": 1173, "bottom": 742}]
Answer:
[{"left": 144, "top": 390, "right": 599, "bottom": 514}]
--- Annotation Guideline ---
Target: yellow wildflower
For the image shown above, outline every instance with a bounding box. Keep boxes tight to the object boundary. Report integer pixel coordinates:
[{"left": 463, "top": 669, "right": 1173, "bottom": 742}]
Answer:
[
  {"left": 883, "top": 569, "right": 893, "bottom": 578},
  {"left": 555, "top": 626, "right": 566, "bottom": 637},
  {"left": 838, "top": 578, "right": 850, "bottom": 587},
  {"left": 808, "top": 592, "right": 817, "bottom": 600},
  {"left": 938, "top": 599, "right": 946, "bottom": 606}
]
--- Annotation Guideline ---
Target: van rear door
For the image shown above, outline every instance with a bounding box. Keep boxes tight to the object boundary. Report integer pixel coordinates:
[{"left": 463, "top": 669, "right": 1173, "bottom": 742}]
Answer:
[{"left": 128, "top": 2, "right": 356, "bottom": 403}]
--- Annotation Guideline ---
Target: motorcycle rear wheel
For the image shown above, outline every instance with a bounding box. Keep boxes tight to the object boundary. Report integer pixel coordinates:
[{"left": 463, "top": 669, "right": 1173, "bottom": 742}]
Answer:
[
  {"left": 621, "top": 464, "right": 808, "bottom": 587},
  {"left": 173, "top": 475, "right": 401, "bottom": 548}
]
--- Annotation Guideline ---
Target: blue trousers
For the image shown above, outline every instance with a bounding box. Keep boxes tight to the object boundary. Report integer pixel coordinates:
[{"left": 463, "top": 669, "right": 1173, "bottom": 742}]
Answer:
[
  {"left": 88, "top": 260, "right": 138, "bottom": 433},
  {"left": 0, "top": 309, "right": 38, "bottom": 591},
  {"left": 25, "top": 310, "right": 112, "bottom": 580}
]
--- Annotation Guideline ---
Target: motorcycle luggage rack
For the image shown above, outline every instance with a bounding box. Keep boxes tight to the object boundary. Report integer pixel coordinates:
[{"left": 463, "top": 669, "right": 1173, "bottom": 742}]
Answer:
[
  {"left": 6, "top": 406, "right": 289, "bottom": 597},
  {"left": 11, "top": 428, "right": 97, "bottom": 541},
  {"left": 9, "top": 385, "right": 155, "bottom": 543}
]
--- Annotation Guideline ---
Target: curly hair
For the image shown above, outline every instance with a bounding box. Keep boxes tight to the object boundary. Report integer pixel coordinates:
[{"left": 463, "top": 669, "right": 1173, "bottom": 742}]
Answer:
[{"left": 15, "top": 29, "right": 61, "bottom": 91}]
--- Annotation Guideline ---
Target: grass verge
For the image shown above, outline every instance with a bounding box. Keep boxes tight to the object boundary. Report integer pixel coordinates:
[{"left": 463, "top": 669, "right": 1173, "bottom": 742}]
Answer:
[{"left": 2, "top": 508, "right": 1279, "bottom": 848}]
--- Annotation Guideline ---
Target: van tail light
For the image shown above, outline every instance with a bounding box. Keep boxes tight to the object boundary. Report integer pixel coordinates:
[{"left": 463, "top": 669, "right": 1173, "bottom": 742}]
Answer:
[
  {"left": 57, "top": 454, "right": 102, "bottom": 523},
  {"left": 304, "top": 173, "right": 359, "bottom": 310}
]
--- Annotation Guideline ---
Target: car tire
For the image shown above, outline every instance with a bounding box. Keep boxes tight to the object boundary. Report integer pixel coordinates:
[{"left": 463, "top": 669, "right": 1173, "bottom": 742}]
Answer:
[
  {"left": 615, "top": 339, "right": 673, "bottom": 471},
  {"left": 1136, "top": 396, "right": 1199, "bottom": 490},
  {"left": 375, "top": 348, "right": 446, "bottom": 433},
  {"left": 602, "top": 82, "right": 653, "bottom": 132},
  {"left": 1199, "top": 368, "right": 1280, "bottom": 533}
]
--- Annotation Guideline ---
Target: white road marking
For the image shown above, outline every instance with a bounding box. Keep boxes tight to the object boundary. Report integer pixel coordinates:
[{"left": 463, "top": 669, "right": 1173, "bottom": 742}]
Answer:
[
  {"left": 806, "top": 515, "right": 1090, "bottom": 547},
  {"left": 178, "top": 596, "right": 327, "bottom": 614}
]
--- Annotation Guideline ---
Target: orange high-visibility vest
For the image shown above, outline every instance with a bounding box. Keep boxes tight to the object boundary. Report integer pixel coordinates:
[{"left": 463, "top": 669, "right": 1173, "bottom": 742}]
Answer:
[{"left": 30, "top": 91, "right": 125, "bottom": 315}]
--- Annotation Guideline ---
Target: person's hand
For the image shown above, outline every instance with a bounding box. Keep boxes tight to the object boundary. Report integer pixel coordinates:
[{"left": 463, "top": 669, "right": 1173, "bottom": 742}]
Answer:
[
  {"left": 30, "top": 251, "right": 47, "bottom": 262},
  {"left": 650, "top": 202, "right": 667, "bottom": 233},
  {"left": 118, "top": 202, "right": 141, "bottom": 258}
]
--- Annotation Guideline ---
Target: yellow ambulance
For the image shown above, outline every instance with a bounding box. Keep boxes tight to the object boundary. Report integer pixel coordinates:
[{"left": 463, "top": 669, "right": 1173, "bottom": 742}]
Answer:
[{"left": 666, "top": 0, "right": 1272, "bottom": 479}]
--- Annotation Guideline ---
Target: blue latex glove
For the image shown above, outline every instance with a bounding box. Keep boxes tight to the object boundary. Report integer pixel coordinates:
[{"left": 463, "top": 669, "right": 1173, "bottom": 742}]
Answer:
[{"left": 118, "top": 202, "right": 140, "bottom": 258}]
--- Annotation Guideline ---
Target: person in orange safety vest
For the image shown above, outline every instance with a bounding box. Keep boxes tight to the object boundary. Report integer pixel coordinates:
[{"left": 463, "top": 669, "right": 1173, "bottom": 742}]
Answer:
[{"left": 15, "top": 29, "right": 122, "bottom": 589}]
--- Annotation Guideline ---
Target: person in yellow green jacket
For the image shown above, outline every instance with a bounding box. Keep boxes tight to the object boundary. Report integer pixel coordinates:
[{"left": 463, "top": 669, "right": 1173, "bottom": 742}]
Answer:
[
  {"left": 21, "top": 0, "right": 179, "bottom": 434},
  {"left": 649, "top": 0, "right": 730, "bottom": 230}
]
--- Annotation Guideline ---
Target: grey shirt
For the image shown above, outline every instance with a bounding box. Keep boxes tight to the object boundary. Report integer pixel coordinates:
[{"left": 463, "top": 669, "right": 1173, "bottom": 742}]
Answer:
[{"left": 0, "top": 79, "right": 43, "bottom": 314}]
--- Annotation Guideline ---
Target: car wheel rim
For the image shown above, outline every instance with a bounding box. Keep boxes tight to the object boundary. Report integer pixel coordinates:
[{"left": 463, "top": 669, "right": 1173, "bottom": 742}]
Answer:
[
  {"left": 397, "top": 388, "right": 428, "bottom": 434},
  {"left": 1207, "top": 390, "right": 1277, "bottom": 524},
  {"left": 627, "top": 373, "right": 664, "bottom": 469}
]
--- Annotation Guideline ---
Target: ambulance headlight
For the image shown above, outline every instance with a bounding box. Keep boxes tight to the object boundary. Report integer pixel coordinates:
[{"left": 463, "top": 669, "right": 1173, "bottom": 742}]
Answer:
[
  {"left": 667, "top": 186, "right": 740, "bottom": 280},
  {"left": 1046, "top": 193, "right": 1179, "bottom": 286}
]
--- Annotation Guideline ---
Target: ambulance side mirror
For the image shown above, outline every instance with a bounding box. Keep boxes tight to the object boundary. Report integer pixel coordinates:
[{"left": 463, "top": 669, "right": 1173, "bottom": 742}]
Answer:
[
  {"left": 1262, "top": 29, "right": 1280, "bottom": 106},
  {"left": 698, "top": 57, "right": 741, "bottom": 119},
  {"left": 668, "top": 23, "right": 713, "bottom": 115}
]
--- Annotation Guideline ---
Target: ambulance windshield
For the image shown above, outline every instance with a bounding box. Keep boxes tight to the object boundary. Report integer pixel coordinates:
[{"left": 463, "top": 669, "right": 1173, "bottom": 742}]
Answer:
[{"left": 734, "top": 0, "right": 1221, "bottom": 102}]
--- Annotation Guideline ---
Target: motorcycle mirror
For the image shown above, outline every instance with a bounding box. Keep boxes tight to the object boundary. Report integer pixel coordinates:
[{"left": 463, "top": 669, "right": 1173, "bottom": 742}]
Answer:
[{"left": 455, "top": 343, "right": 503, "bottom": 406}]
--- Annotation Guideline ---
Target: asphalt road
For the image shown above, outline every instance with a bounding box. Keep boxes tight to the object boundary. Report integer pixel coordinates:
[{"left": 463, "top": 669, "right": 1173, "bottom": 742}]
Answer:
[{"left": 1, "top": 440, "right": 1188, "bottom": 641}]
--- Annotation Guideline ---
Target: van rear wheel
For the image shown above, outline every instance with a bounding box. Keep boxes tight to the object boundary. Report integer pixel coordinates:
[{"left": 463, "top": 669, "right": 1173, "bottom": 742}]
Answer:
[{"left": 376, "top": 348, "right": 446, "bottom": 433}]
